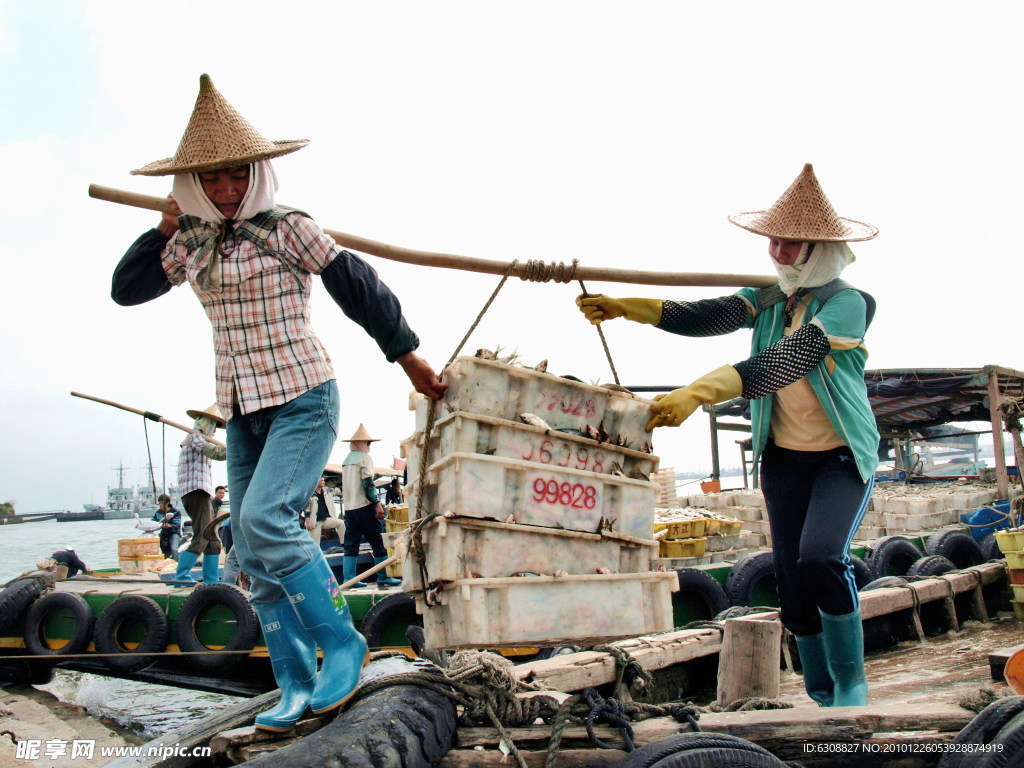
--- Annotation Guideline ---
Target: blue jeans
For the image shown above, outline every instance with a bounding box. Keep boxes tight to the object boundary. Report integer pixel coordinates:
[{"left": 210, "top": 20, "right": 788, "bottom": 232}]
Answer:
[{"left": 226, "top": 381, "right": 339, "bottom": 605}]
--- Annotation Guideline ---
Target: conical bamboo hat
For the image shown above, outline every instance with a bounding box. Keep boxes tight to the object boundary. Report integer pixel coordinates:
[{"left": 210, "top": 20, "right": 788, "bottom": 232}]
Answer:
[
  {"left": 346, "top": 423, "right": 380, "bottom": 442},
  {"left": 131, "top": 74, "right": 309, "bottom": 176},
  {"left": 186, "top": 403, "right": 226, "bottom": 427},
  {"left": 729, "top": 163, "right": 878, "bottom": 242}
]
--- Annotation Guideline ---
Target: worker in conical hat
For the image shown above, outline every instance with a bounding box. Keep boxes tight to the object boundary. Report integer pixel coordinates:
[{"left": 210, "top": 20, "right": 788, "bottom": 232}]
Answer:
[
  {"left": 111, "top": 74, "right": 447, "bottom": 732},
  {"left": 340, "top": 425, "right": 401, "bottom": 589},
  {"left": 172, "top": 403, "right": 227, "bottom": 585},
  {"left": 577, "top": 163, "right": 879, "bottom": 708}
]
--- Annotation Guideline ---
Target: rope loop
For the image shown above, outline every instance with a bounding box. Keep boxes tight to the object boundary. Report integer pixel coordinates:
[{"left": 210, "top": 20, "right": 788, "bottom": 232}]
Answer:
[
  {"left": 581, "top": 688, "right": 636, "bottom": 752},
  {"left": 520, "top": 258, "right": 580, "bottom": 284}
]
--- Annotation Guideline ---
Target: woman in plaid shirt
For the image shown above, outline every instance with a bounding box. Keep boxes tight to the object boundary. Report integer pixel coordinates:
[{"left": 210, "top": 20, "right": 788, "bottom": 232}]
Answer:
[{"left": 112, "top": 75, "right": 446, "bottom": 732}]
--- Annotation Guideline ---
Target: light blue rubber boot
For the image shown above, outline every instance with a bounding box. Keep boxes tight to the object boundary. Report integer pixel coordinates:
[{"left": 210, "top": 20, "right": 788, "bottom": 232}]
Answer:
[
  {"left": 820, "top": 608, "right": 869, "bottom": 706},
  {"left": 279, "top": 556, "right": 369, "bottom": 714},
  {"left": 341, "top": 556, "right": 367, "bottom": 588},
  {"left": 253, "top": 599, "right": 318, "bottom": 732},
  {"left": 174, "top": 550, "right": 199, "bottom": 584},
  {"left": 374, "top": 556, "right": 402, "bottom": 588},
  {"left": 201, "top": 554, "right": 220, "bottom": 584},
  {"left": 794, "top": 633, "right": 834, "bottom": 706}
]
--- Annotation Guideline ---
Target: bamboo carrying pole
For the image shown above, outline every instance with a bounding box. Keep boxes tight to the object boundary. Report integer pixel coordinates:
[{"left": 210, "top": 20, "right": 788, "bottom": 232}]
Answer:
[
  {"left": 71, "top": 391, "right": 226, "bottom": 447},
  {"left": 88, "top": 184, "right": 777, "bottom": 289}
]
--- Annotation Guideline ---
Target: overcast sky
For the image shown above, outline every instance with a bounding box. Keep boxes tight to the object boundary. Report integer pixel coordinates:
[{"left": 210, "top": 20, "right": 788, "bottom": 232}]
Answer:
[{"left": 2, "top": 1, "right": 1023, "bottom": 513}]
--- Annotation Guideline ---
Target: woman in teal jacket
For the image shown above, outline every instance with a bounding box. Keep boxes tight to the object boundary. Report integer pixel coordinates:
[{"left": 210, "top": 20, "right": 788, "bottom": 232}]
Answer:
[{"left": 578, "top": 164, "right": 878, "bottom": 707}]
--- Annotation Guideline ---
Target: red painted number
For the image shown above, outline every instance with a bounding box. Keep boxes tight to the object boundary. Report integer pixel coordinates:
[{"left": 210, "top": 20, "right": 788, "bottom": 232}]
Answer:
[{"left": 531, "top": 477, "right": 597, "bottom": 509}]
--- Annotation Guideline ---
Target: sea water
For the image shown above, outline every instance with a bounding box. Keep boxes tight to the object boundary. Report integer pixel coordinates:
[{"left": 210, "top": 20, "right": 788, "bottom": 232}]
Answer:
[{"left": 0, "top": 517, "right": 244, "bottom": 738}]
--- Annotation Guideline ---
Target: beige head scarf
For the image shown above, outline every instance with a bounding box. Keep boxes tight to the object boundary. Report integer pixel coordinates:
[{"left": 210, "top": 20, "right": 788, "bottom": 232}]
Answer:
[
  {"left": 773, "top": 241, "right": 856, "bottom": 297},
  {"left": 171, "top": 159, "right": 279, "bottom": 223}
]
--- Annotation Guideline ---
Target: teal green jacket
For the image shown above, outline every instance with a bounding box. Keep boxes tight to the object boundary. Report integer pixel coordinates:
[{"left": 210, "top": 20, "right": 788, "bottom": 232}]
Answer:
[{"left": 735, "top": 286, "right": 879, "bottom": 483}]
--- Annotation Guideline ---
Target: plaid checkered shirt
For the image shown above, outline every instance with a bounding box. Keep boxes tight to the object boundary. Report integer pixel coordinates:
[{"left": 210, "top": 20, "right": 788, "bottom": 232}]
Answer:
[
  {"left": 161, "top": 209, "right": 337, "bottom": 416},
  {"left": 178, "top": 432, "right": 215, "bottom": 496}
]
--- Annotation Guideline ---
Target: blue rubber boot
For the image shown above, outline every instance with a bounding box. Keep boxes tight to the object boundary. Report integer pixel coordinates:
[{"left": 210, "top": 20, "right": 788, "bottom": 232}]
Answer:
[
  {"left": 374, "top": 557, "right": 401, "bottom": 588},
  {"left": 253, "top": 599, "right": 318, "bottom": 732},
  {"left": 794, "top": 633, "right": 834, "bottom": 706},
  {"left": 820, "top": 608, "right": 869, "bottom": 706},
  {"left": 173, "top": 550, "right": 199, "bottom": 584},
  {"left": 341, "top": 556, "right": 367, "bottom": 589},
  {"left": 279, "top": 556, "right": 369, "bottom": 714},
  {"left": 201, "top": 554, "right": 220, "bottom": 584}
]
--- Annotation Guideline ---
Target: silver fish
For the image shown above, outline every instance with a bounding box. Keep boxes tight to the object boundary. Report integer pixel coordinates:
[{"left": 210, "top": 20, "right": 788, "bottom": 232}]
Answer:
[{"left": 520, "top": 413, "right": 553, "bottom": 430}]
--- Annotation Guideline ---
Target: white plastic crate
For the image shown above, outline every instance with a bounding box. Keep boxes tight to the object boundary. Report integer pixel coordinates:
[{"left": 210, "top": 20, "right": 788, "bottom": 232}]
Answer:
[
  {"left": 417, "top": 357, "right": 655, "bottom": 445},
  {"left": 402, "top": 410, "right": 659, "bottom": 484},
  {"left": 399, "top": 516, "right": 658, "bottom": 588},
  {"left": 414, "top": 452, "right": 656, "bottom": 539},
  {"left": 414, "top": 571, "right": 678, "bottom": 649}
]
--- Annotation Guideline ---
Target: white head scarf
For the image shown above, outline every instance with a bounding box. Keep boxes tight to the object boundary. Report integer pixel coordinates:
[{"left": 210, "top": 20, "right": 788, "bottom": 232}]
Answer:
[
  {"left": 773, "top": 241, "right": 856, "bottom": 297},
  {"left": 171, "top": 159, "right": 279, "bottom": 223}
]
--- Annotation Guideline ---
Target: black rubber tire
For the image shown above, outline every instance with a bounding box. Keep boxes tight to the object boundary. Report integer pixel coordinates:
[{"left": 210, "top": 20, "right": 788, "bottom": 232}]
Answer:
[
  {"left": 175, "top": 583, "right": 258, "bottom": 672},
  {"left": 865, "top": 536, "right": 923, "bottom": 579},
  {"left": 724, "top": 552, "right": 778, "bottom": 607},
  {"left": 906, "top": 555, "right": 958, "bottom": 579},
  {"left": 674, "top": 568, "right": 730, "bottom": 620},
  {"left": 93, "top": 595, "right": 170, "bottom": 673},
  {"left": 860, "top": 576, "right": 910, "bottom": 591},
  {"left": 608, "top": 732, "right": 785, "bottom": 767},
  {"left": 0, "top": 658, "right": 53, "bottom": 686},
  {"left": 0, "top": 577, "right": 51, "bottom": 635},
  {"left": 985, "top": 709, "right": 1024, "bottom": 768},
  {"left": 925, "top": 530, "right": 986, "bottom": 569},
  {"left": 938, "top": 696, "right": 1024, "bottom": 768},
  {"left": 360, "top": 593, "right": 421, "bottom": 650},
  {"left": 236, "top": 655, "right": 457, "bottom": 768},
  {"left": 23, "top": 592, "right": 95, "bottom": 656},
  {"left": 848, "top": 554, "right": 872, "bottom": 589},
  {"left": 979, "top": 534, "right": 1004, "bottom": 561}
]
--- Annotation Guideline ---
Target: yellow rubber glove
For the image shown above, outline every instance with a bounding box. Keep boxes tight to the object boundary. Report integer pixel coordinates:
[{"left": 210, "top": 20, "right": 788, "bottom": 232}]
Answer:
[
  {"left": 646, "top": 365, "right": 743, "bottom": 430},
  {"left": 575, "top": 294, "right": 663, "bottom": 326}
]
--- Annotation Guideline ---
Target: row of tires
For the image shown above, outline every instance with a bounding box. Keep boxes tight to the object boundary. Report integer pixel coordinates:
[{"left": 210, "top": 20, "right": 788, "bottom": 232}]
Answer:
[
  {"left": 0, "top": 580, "right": 260, "bottom": 676},
  {"left": 671, "top": 529, "right": 1000, "bottom": 622},
  {"left": 0, "top": 576, "right": 438, "bottom": 680}
]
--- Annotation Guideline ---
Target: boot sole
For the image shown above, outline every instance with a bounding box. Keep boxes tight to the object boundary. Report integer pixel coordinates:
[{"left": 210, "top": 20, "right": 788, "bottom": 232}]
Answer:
[{"left": 310, "top": 649, "right": 371, "bottom": 715}]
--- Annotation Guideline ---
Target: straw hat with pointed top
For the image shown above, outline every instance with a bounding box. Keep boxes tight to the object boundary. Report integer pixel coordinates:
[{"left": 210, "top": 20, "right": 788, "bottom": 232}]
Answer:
[
  {"left": 131, "top": 74, "right": 309, "bottom": 176},
  {"left": 186, "top": 403, "right": 227, "bottom": 428},
  {"left": 729, "top": 163, "right": 878, "bottom": 242},
  {"left": 346, "top": 423, "right": 379, "bottom": 443}
]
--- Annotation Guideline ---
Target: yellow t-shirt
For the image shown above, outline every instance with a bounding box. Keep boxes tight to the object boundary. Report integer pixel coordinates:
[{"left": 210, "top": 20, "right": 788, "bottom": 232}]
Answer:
[{"left": 769, "top": 296, "right": 845, "bottom": 451}]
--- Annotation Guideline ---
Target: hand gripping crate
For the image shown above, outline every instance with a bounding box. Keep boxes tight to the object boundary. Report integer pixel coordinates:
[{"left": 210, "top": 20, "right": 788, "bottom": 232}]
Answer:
[
  {"left": 413, "top": 571, "right": 679, "bottom": 649},
  {"left": 414, "top": 452, "right": 656, "bottom": 539},
  {"left": 399, "top": 515, "right": 658, "bottom": 589},
  {"left": 402, "top": 410, "right": 659, "bottom": 484},
  {"left": 416, "top": 357, "right": 655, "bottom": 444}
]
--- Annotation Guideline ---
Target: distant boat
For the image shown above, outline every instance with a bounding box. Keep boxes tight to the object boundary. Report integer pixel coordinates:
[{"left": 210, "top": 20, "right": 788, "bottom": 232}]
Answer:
[{"left": 55, "top": 510, "right": 105, "bottom": 522}]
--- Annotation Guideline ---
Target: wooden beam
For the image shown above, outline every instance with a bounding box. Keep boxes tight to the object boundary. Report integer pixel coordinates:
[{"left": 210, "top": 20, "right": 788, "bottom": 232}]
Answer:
[
  {"left": 988, "top": 368, "right": 1009, "bottom": 497},
  {"left": 513, "top": 628, "right": 723, "bottom": 692}
]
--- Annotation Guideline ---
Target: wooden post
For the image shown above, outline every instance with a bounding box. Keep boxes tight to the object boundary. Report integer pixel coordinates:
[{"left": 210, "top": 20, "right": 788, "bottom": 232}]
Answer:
[
  {"left": 716, "top": 616, "right": 781, "bottom": 707},
  {"left": 987, "top": 367, "right": 1009, "bottom": 498}
]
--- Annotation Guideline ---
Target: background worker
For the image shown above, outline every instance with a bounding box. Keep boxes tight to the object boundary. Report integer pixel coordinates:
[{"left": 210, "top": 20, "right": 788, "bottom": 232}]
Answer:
[
  {"left": 152, "top": 494, "right": 182, "bottom": 560},
  {"left": 301, "top": 475, "right": 344, "bottom": 548},
  {"left": 174, "top": 404, "right": 227, "bottom": 584},
  {"left": 341, "top": 425, "right": 401, "bottom": 589},
  {"left": 49, "top": 548, "right": 88, "bottom": 578},
  {"left": 111, "top": 75, "right": 445, "bottom": 731},
  {"left": 577, "top": 164, "right": 878, "bottom": 708}
]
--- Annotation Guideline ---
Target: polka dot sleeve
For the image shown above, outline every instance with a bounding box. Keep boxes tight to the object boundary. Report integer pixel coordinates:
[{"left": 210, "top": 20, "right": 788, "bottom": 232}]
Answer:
[
  {"left": 657, "top": 296, "right": 749, "bottom": 337},
  {"left": 733, "top": 323, "right": 831, "bottom": 400}
]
